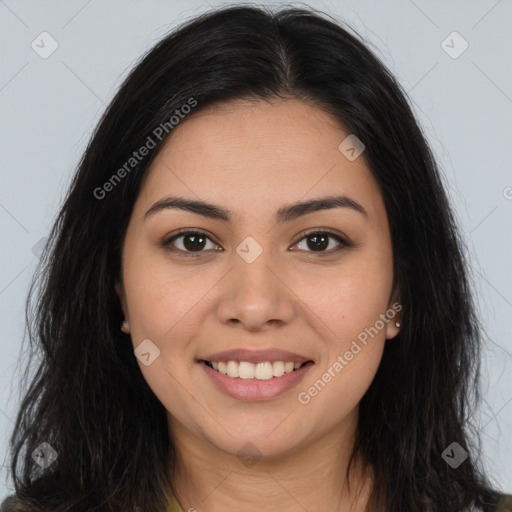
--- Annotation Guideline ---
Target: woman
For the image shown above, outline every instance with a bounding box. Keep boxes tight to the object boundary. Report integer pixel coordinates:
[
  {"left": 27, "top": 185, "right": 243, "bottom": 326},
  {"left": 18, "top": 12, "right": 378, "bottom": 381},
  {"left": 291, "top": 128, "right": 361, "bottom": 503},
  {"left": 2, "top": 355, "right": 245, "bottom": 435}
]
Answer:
[{"left": 2, "top": 5, "right": 510, "bottom": 511}]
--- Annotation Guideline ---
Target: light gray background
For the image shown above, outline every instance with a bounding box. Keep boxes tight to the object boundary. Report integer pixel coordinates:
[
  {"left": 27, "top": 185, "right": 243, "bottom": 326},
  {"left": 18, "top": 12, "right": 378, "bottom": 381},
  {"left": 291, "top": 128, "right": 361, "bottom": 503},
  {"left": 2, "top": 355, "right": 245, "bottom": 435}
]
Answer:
[{"left": 1, "top": 0, "right": 511, "bottom": 498}]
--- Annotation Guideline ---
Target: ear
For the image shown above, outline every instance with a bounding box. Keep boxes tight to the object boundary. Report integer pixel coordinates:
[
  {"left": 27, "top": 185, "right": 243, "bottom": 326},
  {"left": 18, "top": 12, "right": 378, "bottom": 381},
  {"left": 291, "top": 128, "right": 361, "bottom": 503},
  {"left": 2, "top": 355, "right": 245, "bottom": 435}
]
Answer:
[
  {"left": 115, "top": 280, "right": 129, "bottom": 322},
  {"left": 385, "top": 290, "right": 402, "bottom": 340}
]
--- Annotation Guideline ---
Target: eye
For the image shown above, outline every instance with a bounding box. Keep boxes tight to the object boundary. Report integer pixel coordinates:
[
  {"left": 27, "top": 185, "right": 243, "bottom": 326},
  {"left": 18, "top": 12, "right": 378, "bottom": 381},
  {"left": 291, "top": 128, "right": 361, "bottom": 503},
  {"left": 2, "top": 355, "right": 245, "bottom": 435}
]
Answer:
[
  {"left": 292, "top": 230, "right": 350, "bottom": 255},
  {"left": 161, "top": 229, "right": 351, "bottom": 257},
  {"left": 161, "top": 229, "right": 221, "bottom": 257}
]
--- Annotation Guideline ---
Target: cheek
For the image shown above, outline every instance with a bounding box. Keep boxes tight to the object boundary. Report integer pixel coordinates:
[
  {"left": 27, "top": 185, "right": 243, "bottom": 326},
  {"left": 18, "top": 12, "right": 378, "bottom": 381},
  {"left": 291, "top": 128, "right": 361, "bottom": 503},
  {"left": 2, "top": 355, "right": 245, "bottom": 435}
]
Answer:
[
  {"left": 123, "top": 259, "right": 200, "bottom": 413},
  {"left": 123, "top": 249, "right": 211, "bottom": 341},
  {"left": 137, "top": 358, "right": 199, "bottom": 435},
  {"left": 301, "top": 338, "right": 385, "bottom": 418},
  {"left": 301, "top": 245, "right": 392, "bottom": 386},
  {"left": 346, "top": 241, "right": 394, "bottom": 323},
  {"left": 303, "top": 252, "right": 394, "bottom": 336},
  {"left": 304, "top": 249, "right": 392, "bottom": 414}
]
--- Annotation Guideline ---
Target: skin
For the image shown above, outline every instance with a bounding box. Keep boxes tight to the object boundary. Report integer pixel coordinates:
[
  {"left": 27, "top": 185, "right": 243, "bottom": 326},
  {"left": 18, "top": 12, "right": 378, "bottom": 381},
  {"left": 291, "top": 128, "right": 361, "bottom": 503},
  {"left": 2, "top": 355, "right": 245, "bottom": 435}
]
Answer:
[{"left": 116, "top": 98, "right": 401, "bottom": 511}]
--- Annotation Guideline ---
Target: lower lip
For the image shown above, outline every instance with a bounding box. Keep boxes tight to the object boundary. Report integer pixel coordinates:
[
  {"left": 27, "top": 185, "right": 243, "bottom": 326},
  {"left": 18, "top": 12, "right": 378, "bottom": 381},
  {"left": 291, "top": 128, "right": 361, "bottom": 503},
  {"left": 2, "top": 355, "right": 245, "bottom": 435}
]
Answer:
[{"left": 200, "top": 361, "right": 314, "bottom": 401}]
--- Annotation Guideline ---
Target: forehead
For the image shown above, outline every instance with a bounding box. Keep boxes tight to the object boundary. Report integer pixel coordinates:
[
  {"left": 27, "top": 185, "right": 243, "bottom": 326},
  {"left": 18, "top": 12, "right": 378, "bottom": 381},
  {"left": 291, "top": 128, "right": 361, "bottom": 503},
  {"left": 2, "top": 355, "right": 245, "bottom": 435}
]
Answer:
[{"left": 135, "top": 98, "right": 385, "bottom": 222}]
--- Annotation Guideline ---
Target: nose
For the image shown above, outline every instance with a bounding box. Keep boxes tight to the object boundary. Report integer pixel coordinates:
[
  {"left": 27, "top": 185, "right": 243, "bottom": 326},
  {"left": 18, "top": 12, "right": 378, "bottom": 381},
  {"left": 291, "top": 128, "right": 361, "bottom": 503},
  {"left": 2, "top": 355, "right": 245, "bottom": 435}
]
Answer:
[{"left": 216, "top": 248, "right": 296, "bottom": 332}]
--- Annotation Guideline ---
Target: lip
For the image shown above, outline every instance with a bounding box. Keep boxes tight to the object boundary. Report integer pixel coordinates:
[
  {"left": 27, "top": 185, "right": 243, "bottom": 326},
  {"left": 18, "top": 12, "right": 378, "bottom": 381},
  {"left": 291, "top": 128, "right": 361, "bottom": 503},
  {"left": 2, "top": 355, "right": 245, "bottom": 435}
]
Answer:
[
  {"left": 200, "top": 348, "right": 312, "bottom": 365},
  {"left": 199, "top": 359, "right": 314, "bottom": 401}
]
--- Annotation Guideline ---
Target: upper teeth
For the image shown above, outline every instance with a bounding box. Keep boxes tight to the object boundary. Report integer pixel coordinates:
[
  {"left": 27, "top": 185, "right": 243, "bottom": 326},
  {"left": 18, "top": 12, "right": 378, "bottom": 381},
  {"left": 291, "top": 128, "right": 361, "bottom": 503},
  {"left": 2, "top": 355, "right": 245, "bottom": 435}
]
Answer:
[{"left": 209, "top": 361, "right": 304, "bottom": 380}]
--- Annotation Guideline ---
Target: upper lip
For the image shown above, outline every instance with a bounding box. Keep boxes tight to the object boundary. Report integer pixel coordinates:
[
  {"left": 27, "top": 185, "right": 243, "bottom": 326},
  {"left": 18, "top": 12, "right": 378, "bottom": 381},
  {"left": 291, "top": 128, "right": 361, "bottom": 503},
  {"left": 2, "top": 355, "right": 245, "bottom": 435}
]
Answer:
[{"left": 200, "top": 348, "right": 313, "bottom": 364}]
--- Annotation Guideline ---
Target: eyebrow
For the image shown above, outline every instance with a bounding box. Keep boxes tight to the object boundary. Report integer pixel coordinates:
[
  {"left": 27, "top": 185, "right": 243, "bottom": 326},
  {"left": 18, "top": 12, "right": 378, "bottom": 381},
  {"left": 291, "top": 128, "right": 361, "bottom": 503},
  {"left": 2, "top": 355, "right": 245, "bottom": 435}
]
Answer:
[{"left": 144, "top": 195, "right": 368, "bottom": 223}]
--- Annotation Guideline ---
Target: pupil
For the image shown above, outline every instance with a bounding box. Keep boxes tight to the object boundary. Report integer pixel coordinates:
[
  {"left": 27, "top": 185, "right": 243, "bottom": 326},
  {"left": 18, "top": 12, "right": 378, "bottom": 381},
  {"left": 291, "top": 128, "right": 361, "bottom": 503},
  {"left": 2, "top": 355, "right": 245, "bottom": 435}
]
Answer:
[
  {"left": 184, "top": 234, "right": 206, "bottom": 251},
  {"left": 308, "top": 234, "right": 328, "bottom": 251}
]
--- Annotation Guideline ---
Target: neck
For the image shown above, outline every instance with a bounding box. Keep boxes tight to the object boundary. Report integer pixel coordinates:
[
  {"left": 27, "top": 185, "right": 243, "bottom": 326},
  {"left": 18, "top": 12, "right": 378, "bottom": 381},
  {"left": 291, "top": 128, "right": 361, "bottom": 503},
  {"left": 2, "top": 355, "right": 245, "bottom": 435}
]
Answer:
[{"left": 167, "top": 410, "right": 372, "bottom": 512}]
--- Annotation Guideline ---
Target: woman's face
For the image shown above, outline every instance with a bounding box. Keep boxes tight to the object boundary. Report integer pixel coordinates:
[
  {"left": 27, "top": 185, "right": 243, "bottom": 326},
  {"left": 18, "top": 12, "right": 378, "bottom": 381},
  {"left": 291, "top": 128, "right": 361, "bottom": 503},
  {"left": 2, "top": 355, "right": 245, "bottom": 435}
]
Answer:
[{"left": 117, "top": 98, "right": 400, "bottom": 459}]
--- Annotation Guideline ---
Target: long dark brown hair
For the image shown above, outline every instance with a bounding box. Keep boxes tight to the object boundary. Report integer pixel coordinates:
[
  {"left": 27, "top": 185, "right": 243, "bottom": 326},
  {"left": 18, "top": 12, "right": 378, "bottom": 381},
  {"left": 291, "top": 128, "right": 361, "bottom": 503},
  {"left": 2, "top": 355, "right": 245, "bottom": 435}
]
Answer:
[{"left": 2, "top": 5, "right": 506, "bottom": 511}]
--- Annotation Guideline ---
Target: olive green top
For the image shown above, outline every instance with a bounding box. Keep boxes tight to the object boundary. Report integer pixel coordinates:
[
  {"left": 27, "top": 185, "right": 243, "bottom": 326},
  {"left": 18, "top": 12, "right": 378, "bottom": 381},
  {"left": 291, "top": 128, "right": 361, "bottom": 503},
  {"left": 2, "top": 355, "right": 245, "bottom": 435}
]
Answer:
[
  {"left": 168, "top": 494, "right": 183, "bottom": 512},
  {"left": 165, "top": 495, "right": 512, "bottom": 512},
  {"left": 497, "top": 496, "right": 512, "bottom": 512},
  {"left": 2, "top": 494, "right": 511, "bottom": 511},
  {"left": 166, "top": 494, "right": 512, "bottom": 511}
]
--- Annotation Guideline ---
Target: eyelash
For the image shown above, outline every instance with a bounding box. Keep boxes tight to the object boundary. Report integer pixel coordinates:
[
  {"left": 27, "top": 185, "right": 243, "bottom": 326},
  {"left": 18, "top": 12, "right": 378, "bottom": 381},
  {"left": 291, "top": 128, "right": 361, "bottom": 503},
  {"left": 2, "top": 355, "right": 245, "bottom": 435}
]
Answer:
[{"left": 160, "top": 228, "right": 351, "bottom": 258}]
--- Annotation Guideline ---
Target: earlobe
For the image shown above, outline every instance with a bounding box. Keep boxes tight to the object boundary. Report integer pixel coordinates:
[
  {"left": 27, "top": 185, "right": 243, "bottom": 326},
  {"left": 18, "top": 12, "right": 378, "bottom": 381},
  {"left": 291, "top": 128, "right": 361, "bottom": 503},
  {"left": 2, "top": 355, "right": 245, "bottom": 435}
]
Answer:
[
  {"left": 115, "top": 281, "right": 131, "bottom": 334},
  {"left": 385, "top": 319, "right": 401, "bottom": 340},
  {"left": 385, "top": 290, "right": 402, "bottom": 340},
  {"left": 120, "top": 320, "right": 130, "bottom": 334}
]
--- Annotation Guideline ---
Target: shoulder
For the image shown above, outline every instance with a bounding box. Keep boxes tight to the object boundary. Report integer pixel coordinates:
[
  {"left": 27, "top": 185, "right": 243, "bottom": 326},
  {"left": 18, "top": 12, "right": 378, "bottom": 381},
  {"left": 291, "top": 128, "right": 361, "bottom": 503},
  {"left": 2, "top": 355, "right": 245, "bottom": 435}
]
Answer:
[
  {"left": 0, "top": 494, "right": 32, "bottom": 512},
  {"left": 495, "top": 494, "right": 512, "bottom": 512},
  {"left": 168, "top": 494, "right": 183, "bottom": 512},
  {"left": 2, "top": 493, "right": 184, "bottom": 512},
  {"left": 0, "top": 494, "right": 21, "bottom": 512},
  {"left": 0, "top": 494, "right": 16, "bottom": 511}
]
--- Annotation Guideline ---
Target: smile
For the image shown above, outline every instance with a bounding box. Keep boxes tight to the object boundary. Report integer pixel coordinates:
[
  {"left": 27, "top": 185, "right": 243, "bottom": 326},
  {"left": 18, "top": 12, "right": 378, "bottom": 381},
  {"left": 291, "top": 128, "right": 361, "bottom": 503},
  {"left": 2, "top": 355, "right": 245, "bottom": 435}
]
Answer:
[
  {"left": 199, "top": 359, "right": 314, "bottom": 401},
  {"left": 203, "top": 360, "right": 310, "bottom": 380}
]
